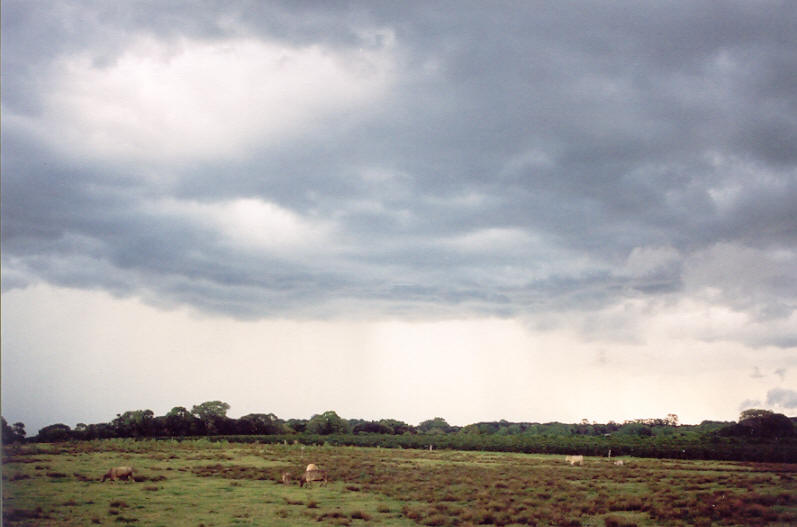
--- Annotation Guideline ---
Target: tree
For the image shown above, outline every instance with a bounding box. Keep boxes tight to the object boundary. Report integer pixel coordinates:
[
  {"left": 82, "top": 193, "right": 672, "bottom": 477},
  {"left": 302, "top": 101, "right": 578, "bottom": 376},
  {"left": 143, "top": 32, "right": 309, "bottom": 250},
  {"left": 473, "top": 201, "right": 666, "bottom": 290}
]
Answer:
[
  {"left": 461, "top": 422, "right": 501, "bottom": 435},
  {"left": 85, "top": 422, "right": 116, "bottom": 439},
  {"left": 741, "top": 410, "right": 793, "bottom": 438},
  {"left": 37, "top": 423, "right": 73, "bottom": 442},
  {"left": 759, "top": 413, "right": 795, "bottom": 438},
  {"left": 499, "top": 423, "right": 525, "bottom": 435},
  {"left": 237, "top": 413, "right": 284, "bottom": 435},
  {"left": 191, "top": 401, "right": 231, "bottom": 421},
  {"left": 13, "top": 422, "right": 26, "bottom": 440},
  {"left": 306, "top": 411, "right": 349, "bottom": 435},
  {"left": 418, "top": 417, "right": 452, "bottom": 434},
  {"left": 191, "top": 401, "right": 231, "bottom": 435},
  {"left": 720, "top": 409, "right": 794, "bottom": 439},
  {"left": 165, "top": 406, "right": 201, "bottom": 436},
  {"left": 2, "top": 417, "right": 26, "bottom": 443},
  {"left": 617, "top": 422, "right": 653, "bottom": 437},
  {"left": 740, "top": 409, "right": 774, "bottom": 422},
  {"left": 112, "top": 410, "right": 155, "bottom": 437},
  {"left": 286, "top": 419, "right": 307, "bottom": 433},
  {"left": 352, "top": 420, "right": 393, "bottom": 435},
  {"left": 72, "top": 423, "right": 88, "bottom": 440},
  {"left": 379, "top": 419, "right": 415, "bottom": 435}
]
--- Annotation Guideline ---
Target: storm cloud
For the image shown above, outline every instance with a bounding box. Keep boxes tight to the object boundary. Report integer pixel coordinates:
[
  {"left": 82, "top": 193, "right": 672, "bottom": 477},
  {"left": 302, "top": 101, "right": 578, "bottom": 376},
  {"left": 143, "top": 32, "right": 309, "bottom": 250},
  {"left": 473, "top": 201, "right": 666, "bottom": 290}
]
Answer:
[
  {"left": 2, "top": 1, "right": 797, "bottom": 431},
  {"left": 4, "top": 1, "right": 797, "bottom": 339}
]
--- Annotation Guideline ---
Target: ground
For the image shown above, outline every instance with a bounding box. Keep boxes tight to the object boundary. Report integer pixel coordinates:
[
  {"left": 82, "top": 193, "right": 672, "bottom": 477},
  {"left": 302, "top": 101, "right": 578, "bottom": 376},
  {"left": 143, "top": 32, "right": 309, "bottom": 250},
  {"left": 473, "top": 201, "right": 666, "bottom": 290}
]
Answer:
[{"left": 2, "top": 439, "right": 795, "bottom": 526}]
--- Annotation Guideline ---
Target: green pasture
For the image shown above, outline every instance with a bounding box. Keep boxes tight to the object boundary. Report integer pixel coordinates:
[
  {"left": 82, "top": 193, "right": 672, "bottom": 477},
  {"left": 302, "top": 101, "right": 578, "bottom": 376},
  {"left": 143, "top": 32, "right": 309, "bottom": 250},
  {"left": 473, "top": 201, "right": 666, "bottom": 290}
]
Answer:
[{"left": 3, "top": 439, "right": 795, "bottom": 526}]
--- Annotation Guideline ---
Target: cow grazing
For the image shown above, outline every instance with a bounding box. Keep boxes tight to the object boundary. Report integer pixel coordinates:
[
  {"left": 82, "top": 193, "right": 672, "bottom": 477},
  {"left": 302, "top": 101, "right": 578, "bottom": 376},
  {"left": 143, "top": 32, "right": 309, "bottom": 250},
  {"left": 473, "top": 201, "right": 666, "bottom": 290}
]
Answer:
[
  {"left": 565, "top": 455, "right": 584, "bottom": 466},
  {"left": 614, "top": 460, "right": 625, "bottom": 466},
  {"left": 299, "top": 469, "right": 328, "bottom": 487},
  {"left": 102, "top": 466, "right": 134, "bottom": 482}
]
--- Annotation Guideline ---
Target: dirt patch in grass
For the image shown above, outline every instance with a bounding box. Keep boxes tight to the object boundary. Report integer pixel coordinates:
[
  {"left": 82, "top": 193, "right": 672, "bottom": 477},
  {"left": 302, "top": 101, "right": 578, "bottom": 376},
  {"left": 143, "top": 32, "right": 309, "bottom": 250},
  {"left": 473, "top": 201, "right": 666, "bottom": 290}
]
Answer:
[
  {"left": 133, "top": 473, "right": 167, "bottom": 482},
  {"left": 3, "top": 507, "right": 51, "bottom": 522},
  {"left": 604, "top": 514, "right": 639, "bottom": 527},
  {"left": 348, "top": 509, "right": 371, "bottom": 521},
  {"left": 2, "top": 456, "right": 46, "bottom": 464}
]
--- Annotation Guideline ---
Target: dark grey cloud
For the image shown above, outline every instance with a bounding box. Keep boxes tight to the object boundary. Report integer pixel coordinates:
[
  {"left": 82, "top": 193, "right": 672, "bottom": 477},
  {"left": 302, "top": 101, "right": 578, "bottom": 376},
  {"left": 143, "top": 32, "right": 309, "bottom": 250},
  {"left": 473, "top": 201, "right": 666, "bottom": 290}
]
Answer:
[{"left": 2, "top": 1, "right": 796, "bottom": 344}]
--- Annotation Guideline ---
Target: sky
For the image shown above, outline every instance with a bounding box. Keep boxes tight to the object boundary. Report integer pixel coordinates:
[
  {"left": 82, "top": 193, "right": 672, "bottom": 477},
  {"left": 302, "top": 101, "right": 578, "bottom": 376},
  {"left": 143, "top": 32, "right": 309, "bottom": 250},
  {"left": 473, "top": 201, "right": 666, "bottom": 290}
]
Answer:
[{"left": 2, "top": 1, "right": 797, "bottom": 436}]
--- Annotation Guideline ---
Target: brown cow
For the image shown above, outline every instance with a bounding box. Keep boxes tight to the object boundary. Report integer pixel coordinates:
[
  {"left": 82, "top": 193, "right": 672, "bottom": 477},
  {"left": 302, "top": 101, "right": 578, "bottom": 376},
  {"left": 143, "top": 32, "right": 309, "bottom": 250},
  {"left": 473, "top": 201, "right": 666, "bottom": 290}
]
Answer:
[
  {"left": 101, "top": 466, "right": 135, "bottom": 482},
  {"left": 299, "top": 469, "right": 328, "bottom": 487}
]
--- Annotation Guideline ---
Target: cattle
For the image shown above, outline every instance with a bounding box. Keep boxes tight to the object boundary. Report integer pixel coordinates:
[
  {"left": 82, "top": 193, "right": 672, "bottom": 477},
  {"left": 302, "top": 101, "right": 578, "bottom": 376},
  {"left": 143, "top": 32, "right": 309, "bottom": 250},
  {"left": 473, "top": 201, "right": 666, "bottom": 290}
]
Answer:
[
  {"left": 281, "top": 472, "right": 292, "bottom": 484},
  {"left": 101, "top": 466, "right": 134, "bottom": 482},
  {"left": 565, "top": 455, "right": 584, "bottom": 466},
  {"left": 299, "top": 469, "right": 328, "bottom": 487},
  {"left": 614, "top": 460, "right": 625, "bottom": 466}
]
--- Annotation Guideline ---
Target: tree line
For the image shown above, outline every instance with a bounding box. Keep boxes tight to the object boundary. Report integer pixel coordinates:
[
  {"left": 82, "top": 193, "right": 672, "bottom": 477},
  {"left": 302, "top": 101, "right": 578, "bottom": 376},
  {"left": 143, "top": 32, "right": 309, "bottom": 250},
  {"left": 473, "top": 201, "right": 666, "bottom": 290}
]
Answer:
[{"left": 3, "top": 404, "right": 795, "bottom": 462}]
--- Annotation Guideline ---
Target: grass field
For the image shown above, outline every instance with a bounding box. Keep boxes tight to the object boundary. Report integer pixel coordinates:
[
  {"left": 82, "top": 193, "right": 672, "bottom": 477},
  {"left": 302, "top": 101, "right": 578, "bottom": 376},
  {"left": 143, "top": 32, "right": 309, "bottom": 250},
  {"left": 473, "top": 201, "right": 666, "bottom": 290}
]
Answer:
[{"left": 3, "top": 439, "right": 795, "bottom": 526}]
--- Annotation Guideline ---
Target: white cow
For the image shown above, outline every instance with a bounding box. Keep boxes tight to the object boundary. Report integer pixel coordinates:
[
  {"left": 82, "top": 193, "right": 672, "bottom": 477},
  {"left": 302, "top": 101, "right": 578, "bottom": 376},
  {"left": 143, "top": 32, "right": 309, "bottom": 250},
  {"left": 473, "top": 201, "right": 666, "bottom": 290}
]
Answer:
[
  {"left": 614, "top": 460, "right": 625, "bottom": 466},
  {"left": 300, "top": 469, "right": 328, "bottom": 487},
  {"left": 565, "top": 455, "right": 584, "bottom": 466}
]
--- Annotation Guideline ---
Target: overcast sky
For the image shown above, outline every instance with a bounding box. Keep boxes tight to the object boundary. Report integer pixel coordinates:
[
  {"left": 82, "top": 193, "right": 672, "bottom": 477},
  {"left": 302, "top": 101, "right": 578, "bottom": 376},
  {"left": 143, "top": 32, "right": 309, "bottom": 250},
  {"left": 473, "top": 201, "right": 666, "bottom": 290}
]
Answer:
[{"left": 3, "top": 1, "right": 796, "bottom": 435}]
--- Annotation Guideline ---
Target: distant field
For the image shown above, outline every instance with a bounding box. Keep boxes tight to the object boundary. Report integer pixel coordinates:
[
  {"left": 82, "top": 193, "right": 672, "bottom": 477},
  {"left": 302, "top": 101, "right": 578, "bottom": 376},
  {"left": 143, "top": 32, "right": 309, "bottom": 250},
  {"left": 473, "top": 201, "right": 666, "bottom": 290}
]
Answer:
[{"left": 3, "top": 439, "right": 795, "bottom": 526}]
